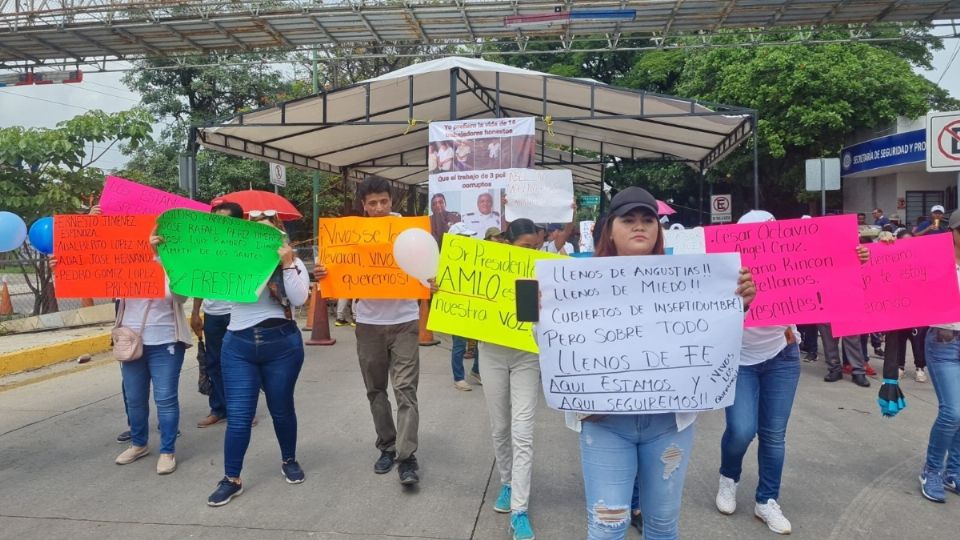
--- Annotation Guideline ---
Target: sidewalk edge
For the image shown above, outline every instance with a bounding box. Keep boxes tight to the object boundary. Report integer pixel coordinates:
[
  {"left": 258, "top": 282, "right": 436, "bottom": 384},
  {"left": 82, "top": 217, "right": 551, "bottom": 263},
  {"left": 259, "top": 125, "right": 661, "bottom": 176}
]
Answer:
[{"left": 0, "top": 332, "right": 111, "bottom": 377}]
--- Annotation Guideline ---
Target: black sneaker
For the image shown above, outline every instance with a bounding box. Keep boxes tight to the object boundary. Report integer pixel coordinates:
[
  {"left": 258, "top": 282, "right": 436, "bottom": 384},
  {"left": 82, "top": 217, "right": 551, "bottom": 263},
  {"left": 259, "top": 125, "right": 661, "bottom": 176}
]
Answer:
[
  {"left": 116, "top": 430, "right": 131, "bottom": 444},
  {"left": 852, "top": 374, "right": 871, "bottom": 387},
  {"left": 374, "top": 450, "right": 396, "bottom": 474},
  {"left": 824, "top": 371, "right": 842, "bottom": 382},
  {"left": 207, "top": 477, "right": 243, "bottom": 507},
  {"left": 631, "top": 510, "right": 643, "bottom": 534},
  {"left": 398, "top": 456, "right": 419, "bottom": 485},
  {"left": 282, "top": 458, "right": 305, "bottom": 484}
]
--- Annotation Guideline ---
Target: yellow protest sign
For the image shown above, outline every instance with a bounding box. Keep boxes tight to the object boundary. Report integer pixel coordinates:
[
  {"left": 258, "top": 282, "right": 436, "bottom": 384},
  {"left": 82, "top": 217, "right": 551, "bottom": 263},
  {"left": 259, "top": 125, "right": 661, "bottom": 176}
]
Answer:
[{"left": 428, "top": 234, "right": 564, "bottom": 352}]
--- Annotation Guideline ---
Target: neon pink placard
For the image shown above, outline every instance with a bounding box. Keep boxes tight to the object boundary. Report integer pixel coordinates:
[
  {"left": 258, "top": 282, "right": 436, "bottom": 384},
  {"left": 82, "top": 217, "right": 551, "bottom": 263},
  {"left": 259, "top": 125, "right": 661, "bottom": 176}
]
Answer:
[
  {"left": 99, "top": 176, "right": 210, "bottom": 215},
  {"left": 704, "top": 214, "right": 862, "bottom": 327},
  {"left": 832, "top": 234, "right": 960, "bottom": 336}
]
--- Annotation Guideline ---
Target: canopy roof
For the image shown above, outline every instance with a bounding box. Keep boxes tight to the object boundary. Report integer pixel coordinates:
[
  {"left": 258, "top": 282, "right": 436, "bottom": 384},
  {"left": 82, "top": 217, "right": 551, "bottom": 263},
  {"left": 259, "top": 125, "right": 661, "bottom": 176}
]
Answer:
[{"left": 198, "top": 57, "right": 754, "bottom": 192}]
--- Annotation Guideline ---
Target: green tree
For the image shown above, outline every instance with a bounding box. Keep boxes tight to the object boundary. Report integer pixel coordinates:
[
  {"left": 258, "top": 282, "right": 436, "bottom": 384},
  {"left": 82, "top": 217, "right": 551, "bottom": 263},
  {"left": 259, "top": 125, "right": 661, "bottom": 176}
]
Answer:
[{"left": 0, "top": 108, "right": 153, "bottom": 314}]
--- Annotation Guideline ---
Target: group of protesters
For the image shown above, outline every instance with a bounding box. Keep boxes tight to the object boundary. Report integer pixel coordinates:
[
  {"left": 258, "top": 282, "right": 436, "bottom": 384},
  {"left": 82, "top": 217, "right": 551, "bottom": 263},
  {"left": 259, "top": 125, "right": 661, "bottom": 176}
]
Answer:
[{"left": 47, "top": 175, "right": 960, "bottom": 540}]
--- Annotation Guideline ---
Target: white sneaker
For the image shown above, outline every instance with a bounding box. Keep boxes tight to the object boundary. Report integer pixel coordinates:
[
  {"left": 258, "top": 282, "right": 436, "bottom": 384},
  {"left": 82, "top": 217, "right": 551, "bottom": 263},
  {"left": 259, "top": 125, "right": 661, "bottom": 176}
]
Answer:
[
  {"left": 899, "top": 368, "right": 905, "bottom": 380},
  {"left": 716, "top": 476, "right": 738, "bottom": 515},
  {"left": 453, "top": 380, "right": 472, "bottom": 391},
  {"left": 755, "top": 499, "right": 792, "bottom": 534},
  {"left": 915, "top": 368, "right": 928, "bottom": 383}
]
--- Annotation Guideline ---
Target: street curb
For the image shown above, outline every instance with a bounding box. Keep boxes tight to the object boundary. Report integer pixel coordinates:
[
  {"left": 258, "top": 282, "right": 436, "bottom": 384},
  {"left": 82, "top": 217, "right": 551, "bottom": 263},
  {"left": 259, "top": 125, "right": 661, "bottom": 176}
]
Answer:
[{"left": 0, "top": 332, "right": 111, "bottom": 377}]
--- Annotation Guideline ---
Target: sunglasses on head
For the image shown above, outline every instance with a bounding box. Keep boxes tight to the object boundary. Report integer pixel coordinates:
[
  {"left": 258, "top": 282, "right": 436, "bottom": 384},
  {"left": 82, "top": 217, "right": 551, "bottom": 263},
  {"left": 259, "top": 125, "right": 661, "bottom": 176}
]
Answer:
[{"left": 249, "top": 209, "right": 278, "bottom": 220}]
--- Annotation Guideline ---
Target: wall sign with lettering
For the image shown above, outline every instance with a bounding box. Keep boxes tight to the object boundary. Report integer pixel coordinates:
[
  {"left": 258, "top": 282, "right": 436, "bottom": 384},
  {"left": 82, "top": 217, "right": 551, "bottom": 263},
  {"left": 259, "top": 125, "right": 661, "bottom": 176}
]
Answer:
[{"left": 535, "top": 253, "right": 744, "bottom": 414}]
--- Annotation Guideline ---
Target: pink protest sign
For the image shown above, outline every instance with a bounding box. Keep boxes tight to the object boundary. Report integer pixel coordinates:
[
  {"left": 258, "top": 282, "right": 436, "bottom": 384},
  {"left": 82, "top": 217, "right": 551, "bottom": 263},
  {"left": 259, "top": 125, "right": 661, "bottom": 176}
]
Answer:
[
  {"left": 705, "top": 214, "right": 861, "bottom": 327},
  {"left": 99, "top": 176, "right": 210, "bottom": 215},
  {"left": 832, "top": 234, "right": 960, "bottom": 337}
]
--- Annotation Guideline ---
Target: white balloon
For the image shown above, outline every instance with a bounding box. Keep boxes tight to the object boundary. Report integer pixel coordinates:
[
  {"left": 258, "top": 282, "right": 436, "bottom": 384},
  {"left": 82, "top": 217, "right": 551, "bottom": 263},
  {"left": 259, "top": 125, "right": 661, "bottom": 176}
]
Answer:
[{"left": 393, "top": 228, "right": 440, "bottom": 281}]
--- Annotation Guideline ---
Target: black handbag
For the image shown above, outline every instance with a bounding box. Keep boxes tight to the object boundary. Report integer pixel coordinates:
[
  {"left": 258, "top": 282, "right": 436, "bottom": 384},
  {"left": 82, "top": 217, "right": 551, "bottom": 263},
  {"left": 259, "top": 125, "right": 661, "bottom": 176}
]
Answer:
[{"left": 196, "top": 338, "right": 212, "bottom": 396}]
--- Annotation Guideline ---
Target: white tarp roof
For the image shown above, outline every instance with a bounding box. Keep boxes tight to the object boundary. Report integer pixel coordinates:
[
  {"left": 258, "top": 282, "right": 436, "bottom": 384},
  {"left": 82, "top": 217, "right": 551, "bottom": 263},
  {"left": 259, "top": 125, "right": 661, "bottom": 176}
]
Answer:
[{"left": 198, "top": 56, "right": 753, "bottom": 191}]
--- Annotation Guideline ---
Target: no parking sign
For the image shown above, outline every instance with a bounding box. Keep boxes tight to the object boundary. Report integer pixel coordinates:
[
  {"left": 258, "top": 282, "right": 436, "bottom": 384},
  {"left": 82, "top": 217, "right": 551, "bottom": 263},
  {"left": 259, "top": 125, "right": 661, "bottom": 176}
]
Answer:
[{"left": 926, "top": 111, "right": 960, "bottom": 172}]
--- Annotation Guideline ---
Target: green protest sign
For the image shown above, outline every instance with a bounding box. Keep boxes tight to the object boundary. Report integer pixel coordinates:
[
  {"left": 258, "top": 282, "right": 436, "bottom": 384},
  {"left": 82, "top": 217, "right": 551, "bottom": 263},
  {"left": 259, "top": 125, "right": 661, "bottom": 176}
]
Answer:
[{"left": 156, "top": 209, "right": 283, "bottom": 302}]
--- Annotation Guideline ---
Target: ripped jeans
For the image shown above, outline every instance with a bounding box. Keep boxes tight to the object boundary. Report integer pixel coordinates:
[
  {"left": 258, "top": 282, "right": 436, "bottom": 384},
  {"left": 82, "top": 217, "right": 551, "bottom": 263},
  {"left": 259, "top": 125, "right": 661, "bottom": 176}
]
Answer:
[{"left": 580, "top": 413, "right": 694, "bottom": 540}]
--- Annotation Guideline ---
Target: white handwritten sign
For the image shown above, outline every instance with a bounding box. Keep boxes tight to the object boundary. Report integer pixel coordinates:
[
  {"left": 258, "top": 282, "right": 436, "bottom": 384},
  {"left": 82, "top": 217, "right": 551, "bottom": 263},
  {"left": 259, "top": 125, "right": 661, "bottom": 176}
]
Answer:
[
  {"left": 504, "top": 169, "right": 574, "bottom": 223},
  {"left": 664, "top": 227, "right": 706, "bottom": 255},
  {"left": 535, "top": 253, "right": 744, "bottom": 414}
]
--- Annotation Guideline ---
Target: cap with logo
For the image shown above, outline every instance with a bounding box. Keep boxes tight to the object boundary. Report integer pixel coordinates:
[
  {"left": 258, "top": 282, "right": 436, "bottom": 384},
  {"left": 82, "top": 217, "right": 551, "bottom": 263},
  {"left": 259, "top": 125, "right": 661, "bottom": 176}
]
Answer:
[
  {"left": 609, "top": 187, "right": 659, "bottom": 217},
  {"left": 932, "top": 205, "right": 946, "bottom": 214}
]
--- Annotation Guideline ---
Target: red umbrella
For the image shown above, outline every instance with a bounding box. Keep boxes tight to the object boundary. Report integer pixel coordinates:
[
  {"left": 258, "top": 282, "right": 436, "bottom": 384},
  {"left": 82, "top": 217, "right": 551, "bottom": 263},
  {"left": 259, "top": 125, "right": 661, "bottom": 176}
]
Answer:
[
  {"left": 211, "top": 190, "right": 302, "bottom": 221},
  {"left": 657, "top": 200, "right": 676, "bottom": 216}
]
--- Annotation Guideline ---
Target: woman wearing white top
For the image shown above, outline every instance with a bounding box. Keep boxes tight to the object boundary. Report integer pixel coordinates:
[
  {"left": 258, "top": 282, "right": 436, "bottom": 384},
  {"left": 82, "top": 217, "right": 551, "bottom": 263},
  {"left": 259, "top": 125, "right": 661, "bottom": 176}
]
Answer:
[{"left": 206, "top": 210, "right": 311, "bottom": 507}]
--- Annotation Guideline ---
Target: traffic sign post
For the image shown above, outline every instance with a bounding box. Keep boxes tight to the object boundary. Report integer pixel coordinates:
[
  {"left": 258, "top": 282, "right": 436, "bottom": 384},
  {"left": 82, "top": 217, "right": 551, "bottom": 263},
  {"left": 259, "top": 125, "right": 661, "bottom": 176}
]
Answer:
[
  {"left": 805, "top": 158, "right": 840, "bottom": 216},
  {"left": 579, "top": 195, "right": 600, "bottom": 207},
  {"left": 269, "top": 163, "right": 287, "bottom": 193},
  {"left": 927, "top": 111, "right": 960, "bottom": 211},
  {"left": 710, "top": 194, "right": 732, "bottom": 224}
]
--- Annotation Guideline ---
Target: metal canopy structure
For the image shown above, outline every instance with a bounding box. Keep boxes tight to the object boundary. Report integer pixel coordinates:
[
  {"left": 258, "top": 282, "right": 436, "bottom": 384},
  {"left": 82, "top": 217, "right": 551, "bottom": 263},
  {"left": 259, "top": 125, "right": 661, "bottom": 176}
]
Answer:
[
  {"left": 2, "top": 1, "right": 960, "bottom": 69},
  {"left": 197, "top": 57, "right": 755, "bottom": 199}
]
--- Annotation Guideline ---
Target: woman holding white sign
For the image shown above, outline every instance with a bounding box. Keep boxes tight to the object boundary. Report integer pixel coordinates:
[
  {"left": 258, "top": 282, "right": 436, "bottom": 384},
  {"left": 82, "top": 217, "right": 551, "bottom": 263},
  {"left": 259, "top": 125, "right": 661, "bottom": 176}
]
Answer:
[
  {"left": 578, "top": 187, "right": 756, "bottom": 540},
  {"left": 480, "top": 218, "right": 542, "bottom": 540}
]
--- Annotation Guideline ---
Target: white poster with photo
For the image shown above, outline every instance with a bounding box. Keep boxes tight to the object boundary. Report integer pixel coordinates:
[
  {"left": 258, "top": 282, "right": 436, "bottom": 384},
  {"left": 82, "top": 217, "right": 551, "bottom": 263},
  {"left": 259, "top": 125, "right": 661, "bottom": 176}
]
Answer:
[
  {"left": 579, "top": 221, "right": 595, "bottom": 253},
  {"left": 504, "top": 169, "right": 574, "bottom": 223},
  {"left": 428, "top": 117, "right": 535, "bottom": 243},
  {"left": 535, "top": 253, "right": 744, "bottom": 414}
]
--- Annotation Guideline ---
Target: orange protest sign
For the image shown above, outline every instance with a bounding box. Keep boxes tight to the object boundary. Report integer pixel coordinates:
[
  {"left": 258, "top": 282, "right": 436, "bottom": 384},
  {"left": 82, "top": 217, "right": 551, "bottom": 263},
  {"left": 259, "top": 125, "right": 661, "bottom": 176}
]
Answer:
[
  {"left": 53, "top": 215, "right": 165, "bottom": 298},
  {"left": 318, "top": 216, "right": 431, "bottom": 299}
]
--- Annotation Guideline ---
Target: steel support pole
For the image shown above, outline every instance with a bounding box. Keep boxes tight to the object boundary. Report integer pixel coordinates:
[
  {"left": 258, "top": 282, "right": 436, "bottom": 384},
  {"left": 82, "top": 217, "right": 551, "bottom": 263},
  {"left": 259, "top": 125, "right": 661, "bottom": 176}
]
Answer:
[
  {"left": 752, "top": 113, "right": 760, "bottom": 209},
  {"left": 312, "top": 49, "right": 320, "bottom": 233}
]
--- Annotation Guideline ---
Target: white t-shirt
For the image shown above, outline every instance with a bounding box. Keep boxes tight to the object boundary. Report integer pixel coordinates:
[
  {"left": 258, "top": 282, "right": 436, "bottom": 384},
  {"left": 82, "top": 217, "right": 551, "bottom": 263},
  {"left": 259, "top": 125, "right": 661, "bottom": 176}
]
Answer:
[
  {"left": 122, "top": 297, "right": 177, "bottom": 346},
  {"left": 228, "top": 259, "right": 310, "bottom": 331},
  {"left": 438, "top": 146, "right": 455, "bottom": 170},
  {"left": 934, "top": 264, "right": 960, "bottom": 331},
  {"left": 202, "top": 299, "right": 232, "bottom": 316},
  {"left": 740, "top": 326, "right": 797, "bottom": 366},
  {"left": 354, "top": 299, "right": 420, "bottom": 326},
  {"left": 541, "top": 241, "right": 574, "bottom": 255}
]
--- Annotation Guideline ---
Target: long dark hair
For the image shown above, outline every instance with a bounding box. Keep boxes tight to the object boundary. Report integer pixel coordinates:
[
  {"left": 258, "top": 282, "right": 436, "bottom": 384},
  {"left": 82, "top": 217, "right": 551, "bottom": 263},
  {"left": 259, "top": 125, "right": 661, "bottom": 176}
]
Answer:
[
  {"left": 594, "top": 209, "right": 664, "bottom": 257},
  {"left": 505, "top": 218, "right": 538, "bottom": 244}
]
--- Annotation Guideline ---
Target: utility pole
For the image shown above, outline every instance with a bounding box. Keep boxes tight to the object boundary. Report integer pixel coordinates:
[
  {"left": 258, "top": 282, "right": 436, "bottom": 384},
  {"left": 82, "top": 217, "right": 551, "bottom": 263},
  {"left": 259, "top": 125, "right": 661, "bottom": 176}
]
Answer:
[{"left": 312, "top": 49, "right": 321, "bottom": 241}]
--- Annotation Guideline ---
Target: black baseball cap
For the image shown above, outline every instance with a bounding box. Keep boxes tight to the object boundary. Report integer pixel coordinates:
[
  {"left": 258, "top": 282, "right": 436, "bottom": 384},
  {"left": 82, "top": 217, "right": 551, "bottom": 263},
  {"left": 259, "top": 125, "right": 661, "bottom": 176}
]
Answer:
[{"left": 609, "top": 187, "right": 658, "bottom": 217}]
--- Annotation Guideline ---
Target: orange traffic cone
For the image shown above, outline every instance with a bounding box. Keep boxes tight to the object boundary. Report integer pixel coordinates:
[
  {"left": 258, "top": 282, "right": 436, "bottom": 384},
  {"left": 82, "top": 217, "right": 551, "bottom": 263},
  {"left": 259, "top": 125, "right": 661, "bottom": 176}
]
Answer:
[
  {"left": 80, "top": 297, "right": 94, "bottom": 308},
  {"left": 418, "top": 298, "right": 439, "bottom": 346},
  {"left": 0, "top": 278, "right": 12, "bottom": 316},
  {"left": 302, "top": 288, "right": 316, "bottom": 331},
  {"left": 306, "top": 284, "right": 336, "bottom": 346}
]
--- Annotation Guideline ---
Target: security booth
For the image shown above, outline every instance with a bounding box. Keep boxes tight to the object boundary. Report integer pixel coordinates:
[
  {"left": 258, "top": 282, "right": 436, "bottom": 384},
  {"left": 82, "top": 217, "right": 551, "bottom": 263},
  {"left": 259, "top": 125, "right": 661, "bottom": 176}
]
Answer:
[{"left": 841, "top": 116, "right": 958, "bottom": 228}]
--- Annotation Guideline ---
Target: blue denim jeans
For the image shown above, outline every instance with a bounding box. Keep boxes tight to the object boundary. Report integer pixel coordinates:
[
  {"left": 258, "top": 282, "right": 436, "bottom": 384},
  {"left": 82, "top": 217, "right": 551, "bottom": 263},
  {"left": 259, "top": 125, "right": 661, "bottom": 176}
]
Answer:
[
  {"left": 580, "top": 413, "right": 694, "bottom": 540},
  {"left": 451, "top": 335, "right": 479, "bottom": 381},
  {"left": 924, "top": 329, "right": 960, "bottom": 475},
  {"left": 720, "top": 343, "right": 801, "bottom": 503},
  {"left": 221, "top": 321, "right": 304, "bottom": 478},
  {"left": 120, "top": 343, "right": 185, "bottom": 453},
  {"left": 203, "top": 313, "right": 230, "bottom": 418}
]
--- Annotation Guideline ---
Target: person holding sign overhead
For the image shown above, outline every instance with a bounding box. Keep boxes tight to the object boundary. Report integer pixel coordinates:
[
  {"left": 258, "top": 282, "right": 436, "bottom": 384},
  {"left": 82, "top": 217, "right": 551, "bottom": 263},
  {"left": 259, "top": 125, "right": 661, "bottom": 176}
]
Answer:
[
  {"left": 575, "top": 187, "right": 757, "bottom": 540},
  {"left": 206, "top": 209, "right": 310, "bottom": 507},
  {"left": 313, "top": 175, "right": 424, "bottom": 487}
]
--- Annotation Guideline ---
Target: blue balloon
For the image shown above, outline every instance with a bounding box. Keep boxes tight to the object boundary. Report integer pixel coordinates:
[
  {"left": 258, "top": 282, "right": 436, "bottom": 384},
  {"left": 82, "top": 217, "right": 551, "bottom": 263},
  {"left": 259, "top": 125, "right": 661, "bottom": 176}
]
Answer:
[
  {"left": 0, "top": 211, "right": 28, "bottom": 253},
  {"left": 28, "top": 216, "right": 54, "bottom": 255}
]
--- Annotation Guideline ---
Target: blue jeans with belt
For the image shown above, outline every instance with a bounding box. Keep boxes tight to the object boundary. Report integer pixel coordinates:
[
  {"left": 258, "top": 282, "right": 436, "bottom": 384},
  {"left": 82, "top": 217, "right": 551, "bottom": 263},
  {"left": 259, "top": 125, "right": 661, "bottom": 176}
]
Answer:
[
  {"left": 203, "top": 313, "right": 230, "bottom": 418},
  {"left": 580, "top": 413, "right": 694, "bottom": 540},
  {"left": 924, "top": 329, "right": 960, "bottom": 476},
  {"left": 221, "top": 320, "right": 304, "bottom": 478},
  {"left": 719, "top": 343, "right": 801, "bottom": 503},
  {"left": 121, "top": 342, "right": 185, "bottom": 453}
]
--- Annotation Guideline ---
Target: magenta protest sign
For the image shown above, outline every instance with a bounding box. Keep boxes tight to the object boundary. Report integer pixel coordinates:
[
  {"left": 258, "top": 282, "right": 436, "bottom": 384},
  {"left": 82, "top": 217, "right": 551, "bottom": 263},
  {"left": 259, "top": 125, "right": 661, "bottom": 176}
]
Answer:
[
  {"left": 705, "top": 214, "right": 861, "bottom": 327},
  {"left": 832, "top": 234, "right": 960, "bottom": 337},
  {"left": 99, "top": 176, "right": 210, "bottom": 215}
]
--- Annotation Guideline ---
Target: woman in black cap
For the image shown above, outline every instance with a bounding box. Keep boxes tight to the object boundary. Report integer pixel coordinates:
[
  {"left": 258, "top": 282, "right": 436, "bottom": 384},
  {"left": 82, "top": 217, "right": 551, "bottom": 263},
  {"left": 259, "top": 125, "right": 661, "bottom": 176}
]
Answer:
[{"left": 573, "top": 187, "right": 756, "bottom": 539}]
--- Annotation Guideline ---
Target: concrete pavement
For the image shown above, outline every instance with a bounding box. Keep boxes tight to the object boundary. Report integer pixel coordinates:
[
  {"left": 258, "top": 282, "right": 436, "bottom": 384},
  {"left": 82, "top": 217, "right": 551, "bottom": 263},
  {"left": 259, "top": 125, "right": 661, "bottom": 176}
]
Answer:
[{"left": 0, "top": 325, "right": 958, "bottom": 540}]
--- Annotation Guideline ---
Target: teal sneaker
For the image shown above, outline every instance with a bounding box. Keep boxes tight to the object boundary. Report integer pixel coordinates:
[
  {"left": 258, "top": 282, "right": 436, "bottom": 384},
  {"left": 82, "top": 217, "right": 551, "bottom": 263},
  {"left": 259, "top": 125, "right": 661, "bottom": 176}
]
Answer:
[
  {"left": 511, "top": 511, "right": 535, "bottom": 540},
  {"left": 494, "top": 484, "right": 511, "bottom": 513}
]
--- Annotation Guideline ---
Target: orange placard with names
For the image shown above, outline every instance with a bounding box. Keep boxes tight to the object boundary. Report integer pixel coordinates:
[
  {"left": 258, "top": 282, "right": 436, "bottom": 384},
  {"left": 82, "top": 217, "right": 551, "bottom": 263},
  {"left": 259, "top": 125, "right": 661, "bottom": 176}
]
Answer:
[
  {"left": 318, "top": 216, "right": 430, "bottom": 299},
  {"left": 53, "top": 215, "right": 165, "bottom": 298}
]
